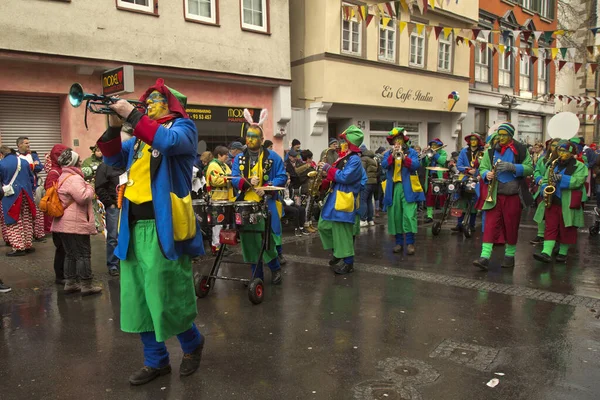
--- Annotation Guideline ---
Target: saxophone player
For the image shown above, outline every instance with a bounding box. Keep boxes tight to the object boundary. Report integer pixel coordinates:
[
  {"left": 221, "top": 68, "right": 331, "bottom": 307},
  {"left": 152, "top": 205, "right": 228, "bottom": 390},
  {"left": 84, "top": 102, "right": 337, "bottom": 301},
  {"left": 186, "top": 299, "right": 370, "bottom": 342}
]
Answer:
[
  {"left": 533, "top": 140, "right": 588, "bottom": 263},
  {"left": 381, "top": 127, "right": 424, "bottom": 255},
  {"left": 530, "top": 138, "right": 560, "bottom": 245},
  {"left": 473, "top": 123, "right": 533, "bottom": 271}
]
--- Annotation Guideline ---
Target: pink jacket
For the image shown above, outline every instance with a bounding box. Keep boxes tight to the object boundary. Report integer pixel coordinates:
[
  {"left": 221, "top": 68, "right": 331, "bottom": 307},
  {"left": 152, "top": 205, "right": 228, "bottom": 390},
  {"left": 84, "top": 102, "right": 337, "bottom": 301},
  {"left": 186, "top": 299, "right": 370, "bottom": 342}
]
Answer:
[{"left": 50, "top": 167, "right": 96, "bottom": 235}]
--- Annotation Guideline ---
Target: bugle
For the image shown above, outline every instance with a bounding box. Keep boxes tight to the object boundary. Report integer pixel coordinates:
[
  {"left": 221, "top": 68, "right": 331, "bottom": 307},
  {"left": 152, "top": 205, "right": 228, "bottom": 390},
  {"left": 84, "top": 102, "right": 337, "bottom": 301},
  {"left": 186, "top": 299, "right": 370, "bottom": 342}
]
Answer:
[{"left": 68, "top": 83, "right": 146, "bottom": 129}]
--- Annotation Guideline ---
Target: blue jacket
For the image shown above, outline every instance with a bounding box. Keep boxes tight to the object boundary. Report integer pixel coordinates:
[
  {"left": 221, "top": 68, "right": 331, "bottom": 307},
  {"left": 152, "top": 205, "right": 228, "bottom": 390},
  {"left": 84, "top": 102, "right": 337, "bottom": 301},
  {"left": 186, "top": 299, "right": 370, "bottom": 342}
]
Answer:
[
  {"left": 381, "top": 148, "right": 425, "bottom": 205},
  {"left": 457, "top": 147, "right": 483, "bottom": 175},
  {"left": 321, "top": 153, "right": 363, "bottom": 224},
  {"left": 100, "top": 118, "right": 204, "bottom": 261},
  {"left": 0, "top": 154, "right": 35, "bottom": 225},
  {"left": 231, "top": 148, "right": 287, "bottom": 234}
]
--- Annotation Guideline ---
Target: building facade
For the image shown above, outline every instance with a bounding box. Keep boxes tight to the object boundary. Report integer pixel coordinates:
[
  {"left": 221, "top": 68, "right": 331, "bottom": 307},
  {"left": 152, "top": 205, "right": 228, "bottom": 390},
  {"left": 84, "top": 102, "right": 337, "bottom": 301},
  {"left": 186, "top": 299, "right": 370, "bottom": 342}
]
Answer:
[
  {"left": 289, "top": 0, "right": 478, "bottom": 155},
  {"left": 463, "top": 0, "right": 557, "bottom": 146},
  {"left": 0, "top": 0, "right": 291, "bottom": 157},
  {"left": 555, "top": 0, "right": 599, "bottom": 144}
]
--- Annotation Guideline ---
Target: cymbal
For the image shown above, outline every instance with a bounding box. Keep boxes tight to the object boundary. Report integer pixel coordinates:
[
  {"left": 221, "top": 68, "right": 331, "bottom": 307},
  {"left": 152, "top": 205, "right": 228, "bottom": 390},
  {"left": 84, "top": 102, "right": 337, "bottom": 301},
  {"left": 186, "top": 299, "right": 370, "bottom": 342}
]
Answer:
[
  {"left": 426, "top": 166, "right": 449, "bottom": 171},
  {"left": 261, "top": 186, "right": 286, "bottom": 191}
]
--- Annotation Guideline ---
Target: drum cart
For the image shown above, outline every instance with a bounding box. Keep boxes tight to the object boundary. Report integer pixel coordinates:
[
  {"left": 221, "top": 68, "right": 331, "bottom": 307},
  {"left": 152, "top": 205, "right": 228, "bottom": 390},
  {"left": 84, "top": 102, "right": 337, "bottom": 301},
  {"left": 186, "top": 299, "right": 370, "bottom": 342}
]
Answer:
[
  {"left": 431, "top": 177, "right": 458, "bottom": 236},
  {"left": 194, "top": 200, "right": 272, "bottom": 305}
]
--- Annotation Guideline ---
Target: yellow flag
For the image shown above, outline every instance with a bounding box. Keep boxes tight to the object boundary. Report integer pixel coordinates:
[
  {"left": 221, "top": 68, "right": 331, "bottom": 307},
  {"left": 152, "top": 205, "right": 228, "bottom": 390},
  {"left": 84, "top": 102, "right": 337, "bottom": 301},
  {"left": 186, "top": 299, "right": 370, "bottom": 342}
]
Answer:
[
  {"left": 487, "top": 43, "right": 494, "bottom": 49},
  {"left": 382, "top": 17, "right": 391, "bottom": 27},
  {"left": 532, "top": 48, "right": 539, "bottom": 57},
  {"left": 464, "top": 37, "right": 470, "bottom": 46},
  {"left": 443, "top": 27, "right": 453, "bottom": 39},
  {"left": 416, "top": 23, "right": 425, "bottom": 36},
  {"left": 377, "top": 4, "right": 386, "bottom": 17},
  {"left": 399, "top": 21, "right": 407, "bottom": 34},
  {"left": 551, "top": 48, "right": 559, "bottom": 59},
  {"left": 429, "top": 0, "right": 436, "bottom": 8},
  {"left": 499, "top": 44, "right": 505, "bottom": 54},
  {"left": 454, "top": 28, "right": 462, "bottom": 37},
  {"left": 350, "top": 8, "right": 355, "bottom": 19},
  {"left": 554, "top": 29, "right": 565, "bottom": 36},
  {"left": 400, "top": 0, "right": 409, "bottom": 13}
]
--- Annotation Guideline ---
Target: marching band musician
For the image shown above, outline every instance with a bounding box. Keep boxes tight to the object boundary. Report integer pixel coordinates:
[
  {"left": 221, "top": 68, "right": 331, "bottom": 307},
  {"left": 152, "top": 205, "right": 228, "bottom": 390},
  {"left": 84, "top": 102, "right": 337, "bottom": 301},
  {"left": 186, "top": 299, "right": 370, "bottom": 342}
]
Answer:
[
  {"left": 100, "top": 78, "right": 205, "bottom": 385},
  {"left": 423, "top": 138, "right": 448, "bottom": 223},
  {"left": 381, "top": 127, "right": 425, "bottom": 255},
  {"left": 453, "top": 133, "right": 484, "bottom": 232},
  {"left": 206, "top": 145, "right": 235, "bottom": 255},
  {"left": 317, "top": 125, "right": 365, "bottom": 275},
  {"left": 473, "top": 123, "right": 533, "bottom": 271},
  {"left": 231, "top": 109, "right": 287, "bottom": 284},
  {"left": 530, "top": 138, "right": 560, "bottom": 245},
  {"left": 533, "top": 140, "right": 588, "bottom": 263}
]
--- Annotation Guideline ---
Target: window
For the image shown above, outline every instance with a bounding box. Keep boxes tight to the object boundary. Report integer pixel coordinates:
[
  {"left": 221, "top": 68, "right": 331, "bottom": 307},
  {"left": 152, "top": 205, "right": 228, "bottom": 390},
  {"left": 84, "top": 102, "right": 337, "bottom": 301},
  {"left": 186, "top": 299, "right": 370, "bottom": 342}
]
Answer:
[
  {"left": 342, "top": 5, "right": 362, "bottom": 55},
  {"left": 474, "top": 40, "right": 489, "bottom": 83},
  {"left": 540, "top": 0, "right": 554, "bottom": 19},
  {"left": 520, "top": 0, "right": 532, "bottom": 9},
  {"left": 186, "top": 0, "right": 217, "bottom": 24},
  {"left": 438, "top": 35, "right": 452, "bottom": 71},
  {"left": 379, "top": 19, "right": 396, "bottom": 62},
  {"left": 474, "top": 108, "right": 488, "bottom": 135},
  {"left": 241, "top": 0, "right": 268, "bottom": 33},
  {"left": 410, "top": 31, "right": 425, "bottom": 67},
  {"left": 520, "top": 54, "right": 532, "bottom": 91},
  {"left": 117, "top": 0, "right": 154, "bottom": 13},
  {"left": 538, "top": 60, "right": 548, "bottom": 95},
  {"left": 499, "top": 36, "right": 513, "bottom": 87},
  {"left": 370, "top": 120, "right": 395, "bottom": 132}
]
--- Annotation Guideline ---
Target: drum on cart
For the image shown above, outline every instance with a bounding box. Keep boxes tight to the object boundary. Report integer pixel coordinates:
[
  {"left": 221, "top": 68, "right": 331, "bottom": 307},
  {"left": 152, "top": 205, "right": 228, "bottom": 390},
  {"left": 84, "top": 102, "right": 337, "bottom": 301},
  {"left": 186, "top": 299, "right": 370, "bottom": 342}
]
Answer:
[
  {"left": 234, "top": 201, "right": 262, "bottom": 225},
  {"left": 192, "top": 199, "right": 208, "bottom": 228},
  {"left": 462, "top": 176, "right": 477, "bottom": 194},
  {"left": 430, "top": 178, "right": 450, "bottom": 195},
  {"left": 206, "top": 201, "right": 235, "bottom": 226}
]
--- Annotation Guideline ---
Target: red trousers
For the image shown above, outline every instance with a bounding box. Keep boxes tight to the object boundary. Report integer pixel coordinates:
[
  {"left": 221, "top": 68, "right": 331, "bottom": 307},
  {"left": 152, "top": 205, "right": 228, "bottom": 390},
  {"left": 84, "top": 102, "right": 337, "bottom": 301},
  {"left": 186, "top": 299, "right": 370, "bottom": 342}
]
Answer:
[
  {"left": 5, "top": 201, "right": 34, "bottom": 250},
  {"left": 483, "top": 194, "right": 522, "bottom": 245},
  {"left": 425, "top": 183, "right": 448, "bottom": 207},
  {"left": 544, "top": 204, "right": 577, "bottom": 244}
]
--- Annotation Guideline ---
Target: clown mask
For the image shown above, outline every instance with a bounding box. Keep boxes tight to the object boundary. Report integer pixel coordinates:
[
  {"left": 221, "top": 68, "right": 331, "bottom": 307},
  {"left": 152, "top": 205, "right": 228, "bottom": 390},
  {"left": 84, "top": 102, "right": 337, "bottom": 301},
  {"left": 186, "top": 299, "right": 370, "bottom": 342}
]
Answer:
[
  {"left": 146, "top": 91, "right": 169, "bottom": 120},
  {"left": 394, "top": 137, "right": 405, "bottom": 148},
  {"left": 557, "top": 147, "right": 574, "bottom": 162},
  {"left": 246, "top": 128, "right": 262, "bottom": 151},
  {"left": 497, "top": 131, "right": 512, "bottom": 146},
  {"left": 340, "top": 141, "right": 348, "bottom": 152},
  {"left": 469, "top": 138, "right": 479, "bottom": 148}
]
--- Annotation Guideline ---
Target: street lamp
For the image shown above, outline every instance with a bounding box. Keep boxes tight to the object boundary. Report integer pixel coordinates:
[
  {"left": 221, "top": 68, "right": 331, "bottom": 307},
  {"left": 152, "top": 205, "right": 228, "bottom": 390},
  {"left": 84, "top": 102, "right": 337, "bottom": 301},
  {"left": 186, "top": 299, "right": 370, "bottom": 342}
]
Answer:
[{"left": 498, "top": 95, "right": 520, "bottom": 122}]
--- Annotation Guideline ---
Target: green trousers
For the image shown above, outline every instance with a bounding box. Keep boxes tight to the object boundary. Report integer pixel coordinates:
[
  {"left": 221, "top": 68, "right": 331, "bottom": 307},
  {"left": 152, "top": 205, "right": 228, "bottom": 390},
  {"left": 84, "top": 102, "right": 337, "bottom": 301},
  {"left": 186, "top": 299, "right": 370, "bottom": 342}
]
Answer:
[
  {"left": 120, "top": 220, "right": 197, "bottom": 342},
  {"left": 240, "top": 217, "right": 278, "bottom": 264},
  {"left": 388, "top": 182, "right": 418, "bottom": 235},
  {"left": 318, "top": 217, "right": 355, "bottom": 259}
]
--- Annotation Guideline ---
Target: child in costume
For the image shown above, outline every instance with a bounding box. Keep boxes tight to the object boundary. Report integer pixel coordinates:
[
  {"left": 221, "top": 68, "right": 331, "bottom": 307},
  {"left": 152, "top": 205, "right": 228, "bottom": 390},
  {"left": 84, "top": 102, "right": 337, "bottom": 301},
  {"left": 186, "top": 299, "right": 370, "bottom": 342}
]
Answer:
[
  {"left": 231, "top": 109, "right": 287, "bottom": 284},
  {"left": 318, "top": 126, "right": 365, "bottom": 274},
  {"left": 533, "top": 140, "right": 588, "bottom": 263},
  {"left": 206, "top": 145, "right": 235, "bottom": 255},
  {"left": 100, "top": 78, "right": 205, "bottom": 386},
  {"left": 473, "top": 122, "right": 533, "bottom": 270},
  {"left": 381, "top": 128, "right": 425, "bottom": 255}
]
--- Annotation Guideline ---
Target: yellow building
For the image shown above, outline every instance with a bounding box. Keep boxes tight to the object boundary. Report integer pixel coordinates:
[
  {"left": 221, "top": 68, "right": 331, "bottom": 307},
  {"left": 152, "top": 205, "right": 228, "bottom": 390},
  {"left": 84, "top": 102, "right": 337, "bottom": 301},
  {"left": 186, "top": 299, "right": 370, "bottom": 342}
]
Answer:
[{"left": 289, "top": 0, "right": 478, "bottom": 153}]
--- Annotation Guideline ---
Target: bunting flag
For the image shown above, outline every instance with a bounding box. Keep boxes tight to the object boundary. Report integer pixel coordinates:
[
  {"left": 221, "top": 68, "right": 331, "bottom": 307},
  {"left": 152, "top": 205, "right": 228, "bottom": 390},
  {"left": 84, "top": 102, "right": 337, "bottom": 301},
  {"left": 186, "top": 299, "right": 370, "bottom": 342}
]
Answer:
[
  {"left": 560, "top": 47, "right": 568, "bottom": 59},
  {"left": 416, "top": 23, "right": 425, "bottom": 36},
  {"left": 443, "top": 27, "right": 452, "bottom": 39},
  {"left": 399, "top": 21, "right": 407, "bottom": 34},
  {"left": 429, "top": 0, "right": 436, "bottom": 9},
  {"left": 472, "top": 28, "right": 481, "bottom": 40},
  {"left": 521, "top": 31, "right": 532, "bottom": 42},
  {"left": 416, "top": 0, "right": 425, "bottom": 14},
  {"left": 366, "top": 13, "right": 374, "bottom": 27},
  {"left": 592, "top": 64, "right": 598, "bottom": 74},
  {"left": 574, "top": 62, "right": 583, "bottom": 73},
  {"left": 425, "top": 25, "right": 433, "bottom": 38},
  {"left": 434, "top": 26, "right": 443, "bottom": 40},
  {"left": 543, "top": 31, "right": 554, "bottom": 42},
  {"left": 382, "top": 16, "right": 391, "bottom": 27},
  {"left": 533, "top": 31, "right": 543, "bottom": 42},
  {"left": 551, "top": 48, "right": 559, "bottom": 59},
  {"left": 545, "top": 57, "right": 553, "bottom": 66},
  {"left": 531, "top": 56, "right": 538, "bottom": 65},
  {"left": 558, "top": 60, "right": 567, "bottom": 72}
]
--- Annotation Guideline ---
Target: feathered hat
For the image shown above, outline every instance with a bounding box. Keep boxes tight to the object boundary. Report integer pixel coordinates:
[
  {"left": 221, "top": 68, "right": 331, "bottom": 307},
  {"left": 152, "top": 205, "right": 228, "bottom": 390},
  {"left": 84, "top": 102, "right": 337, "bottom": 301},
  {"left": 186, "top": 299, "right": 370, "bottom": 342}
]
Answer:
[{"left": 386, "top": 127, "right": 410, "bottom": 145}]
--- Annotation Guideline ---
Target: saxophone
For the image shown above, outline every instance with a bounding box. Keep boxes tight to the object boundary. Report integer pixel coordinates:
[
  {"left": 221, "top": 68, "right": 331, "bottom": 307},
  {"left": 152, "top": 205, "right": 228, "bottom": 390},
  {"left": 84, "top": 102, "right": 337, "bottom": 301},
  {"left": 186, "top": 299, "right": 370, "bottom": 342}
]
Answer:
[
  {"left": 544, "top": 159, "right": 558, "bottom": 209},
  {"left": 307, "top": 155, "right": 326, "bottom": 197}
]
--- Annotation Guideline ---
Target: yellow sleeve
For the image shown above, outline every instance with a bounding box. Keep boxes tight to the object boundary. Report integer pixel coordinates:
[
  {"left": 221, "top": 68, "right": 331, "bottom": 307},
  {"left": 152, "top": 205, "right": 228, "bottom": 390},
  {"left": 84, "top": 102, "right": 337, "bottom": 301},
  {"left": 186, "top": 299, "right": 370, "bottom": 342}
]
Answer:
[{"left": 206, "top": 163, "right": 227, "bottom": 188}]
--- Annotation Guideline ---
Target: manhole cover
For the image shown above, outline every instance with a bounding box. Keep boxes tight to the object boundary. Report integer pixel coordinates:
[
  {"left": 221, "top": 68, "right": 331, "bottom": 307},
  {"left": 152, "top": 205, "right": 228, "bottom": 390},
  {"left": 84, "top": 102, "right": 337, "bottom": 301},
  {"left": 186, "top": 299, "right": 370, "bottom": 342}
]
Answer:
[
  {"left": 354, "top": 380, "right": 422, "bottom": 400},
  {"left": 451, "top": 348, "right": 476, "bottom": 359},
  {"left": 394, "top": 366, "right": 420, "bottom": 376},
  {"left": 429, "top": 339, "right": 499, "bottom": 371}
]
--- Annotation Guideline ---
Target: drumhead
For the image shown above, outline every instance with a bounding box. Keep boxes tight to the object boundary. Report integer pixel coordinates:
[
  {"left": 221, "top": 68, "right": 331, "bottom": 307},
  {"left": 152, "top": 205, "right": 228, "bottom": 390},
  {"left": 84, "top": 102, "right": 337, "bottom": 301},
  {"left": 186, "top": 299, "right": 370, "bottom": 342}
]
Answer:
[
  {"left": 192, "top": 199, "right": 206, "bottom": 205},
  {"left": 234, "top": 201, "right": 257, "bottom": 206},
  {"left": 210, "top": 201, "right": 235, "bottom": 206}
]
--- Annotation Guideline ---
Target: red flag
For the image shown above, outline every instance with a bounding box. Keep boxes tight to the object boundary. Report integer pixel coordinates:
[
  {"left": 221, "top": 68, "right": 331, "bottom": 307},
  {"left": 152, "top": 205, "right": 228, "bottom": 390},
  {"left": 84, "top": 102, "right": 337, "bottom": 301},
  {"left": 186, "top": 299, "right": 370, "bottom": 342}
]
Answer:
[
  {"left": 587, "top": 46, "right": 595, "bottom": 56},
  {"left": 434, "top": 26, "right": 443, "bottom": 40},
  {"left": 574, "top": 62, "right": 583, "bottom": 73},
  {"left": 558, "top": 60, "right": 567, "bottom": 71},
  {"left": 592, "top": 63, "right": 599, "bottom": 74},
  {"left": 472, "top": 28, "right": 481, "bottom": 40},
  {"left": 531, "top": 56, "right": 538, "bottom": 64},
  {"left": 385, "top": 2, "right": 394, "bottom": 16},
  {"left": 545, "top": 57, "right": 553, "bottom": 66},
  {"left": 522, "top": 31, "right": 532, "bottom": 42},
  {"left": 366, "top": 14, "right": 374, "bottom": 27}
]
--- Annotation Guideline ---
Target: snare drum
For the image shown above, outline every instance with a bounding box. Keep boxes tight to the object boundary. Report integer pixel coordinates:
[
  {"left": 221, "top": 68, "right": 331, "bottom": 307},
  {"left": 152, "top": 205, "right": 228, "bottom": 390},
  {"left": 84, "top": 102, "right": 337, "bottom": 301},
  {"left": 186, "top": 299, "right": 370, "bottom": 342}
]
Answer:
[
  {"left": 446, "top": 178, "right": 461, "bottom": 195},
  {"left": 234, "top": 201, "right": 262, "bottom": 225},
  {"left": 192, "top": 199, "right": 208, "bottom": 227},
  {"left": 431, "top": 178, "right": 449, "bottom": 195},
  {"left": 463, "top": 177, "right": 477, "bottom": 194},
  {"left": 206, "top": 201, "right": 235, "bottom": 226}
]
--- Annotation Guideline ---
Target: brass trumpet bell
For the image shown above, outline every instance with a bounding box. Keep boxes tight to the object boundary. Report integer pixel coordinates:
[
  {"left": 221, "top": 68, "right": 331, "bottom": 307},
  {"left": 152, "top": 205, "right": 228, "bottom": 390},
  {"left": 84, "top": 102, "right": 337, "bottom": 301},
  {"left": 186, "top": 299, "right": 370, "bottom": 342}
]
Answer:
[
  {"left": 307, "top": 171, "right": 318, "bottom": 178},
  {"left": 68, "top": 83, "right": 85, "bottom": 108}
]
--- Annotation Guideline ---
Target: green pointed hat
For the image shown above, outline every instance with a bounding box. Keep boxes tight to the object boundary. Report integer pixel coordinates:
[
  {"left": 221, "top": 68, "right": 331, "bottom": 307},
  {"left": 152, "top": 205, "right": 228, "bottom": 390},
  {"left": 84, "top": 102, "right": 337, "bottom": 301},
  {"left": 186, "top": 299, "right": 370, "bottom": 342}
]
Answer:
[{"left": 340, "top": 125, "right": 364, "bottom": 151}]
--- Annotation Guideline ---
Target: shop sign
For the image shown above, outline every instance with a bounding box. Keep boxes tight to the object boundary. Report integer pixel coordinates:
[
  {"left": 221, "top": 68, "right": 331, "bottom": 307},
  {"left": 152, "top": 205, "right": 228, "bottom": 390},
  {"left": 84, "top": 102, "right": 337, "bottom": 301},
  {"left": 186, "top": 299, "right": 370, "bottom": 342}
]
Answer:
[
  {"left": 186, "top": 105, "right": 262, "bottom": 123},
  {"left": 101, "top": 66, "right": 134, "bottom": 96},
  {"left": 518, "top": 115, "right": 543, "bottom": 132},
  {"left": 381, "top": 85, "right": 434, "bottom": 103}
]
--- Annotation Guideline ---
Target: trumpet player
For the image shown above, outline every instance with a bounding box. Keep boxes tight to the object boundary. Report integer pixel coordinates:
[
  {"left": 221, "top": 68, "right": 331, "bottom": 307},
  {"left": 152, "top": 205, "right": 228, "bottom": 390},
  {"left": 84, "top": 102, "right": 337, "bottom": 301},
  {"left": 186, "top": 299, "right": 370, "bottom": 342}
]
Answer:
[
  {"left": 533, "top": 140, "right": 588, "bottom": 263},
  {"left": 423, "top": 139, "right": 448, "bottom": 223},
  {"left": 317, "top": 126, "right": 364, "bottom": 275},
  {"left": 99, "top": 79, "right": 205, "bottom": 385},
  {"left": 473, "top": 123, "right": 533, "bottom": 271},
  {"left": 381, "top": 127, "right": 425, "bottom": 255},
  {"left": 530, "top": 138, "right": 560, "bottom": 245}
]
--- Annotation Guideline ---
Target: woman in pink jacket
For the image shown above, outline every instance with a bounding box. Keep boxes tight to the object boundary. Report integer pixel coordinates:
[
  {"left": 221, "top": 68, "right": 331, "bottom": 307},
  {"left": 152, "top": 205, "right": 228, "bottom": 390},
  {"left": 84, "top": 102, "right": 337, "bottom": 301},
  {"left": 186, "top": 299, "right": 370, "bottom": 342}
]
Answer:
[{"left": 51, "top": 149, "right": 102, "bottom": 296}]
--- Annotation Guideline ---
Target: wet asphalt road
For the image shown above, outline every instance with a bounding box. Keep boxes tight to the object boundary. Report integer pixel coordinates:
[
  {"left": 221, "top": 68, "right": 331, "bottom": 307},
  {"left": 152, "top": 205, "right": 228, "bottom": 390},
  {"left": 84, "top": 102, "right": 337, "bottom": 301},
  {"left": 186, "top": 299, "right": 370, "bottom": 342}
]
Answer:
[{"left": 0, "top": 208, "right": 599, "bottom": 400}]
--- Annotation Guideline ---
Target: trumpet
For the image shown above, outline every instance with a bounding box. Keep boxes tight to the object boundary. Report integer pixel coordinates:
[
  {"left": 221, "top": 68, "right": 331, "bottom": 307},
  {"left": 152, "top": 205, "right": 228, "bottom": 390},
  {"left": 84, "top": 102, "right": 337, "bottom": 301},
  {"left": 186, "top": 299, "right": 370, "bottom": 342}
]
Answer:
[
  {"left": 419, "top": 144, "right": 447, "bottom": 159},
  {"left": 394, "top": 149, "right": 404, "bottom": 160},
  {"left": 68, "top": 83, "right": 146, "bottom": 129},
  {"left": 485, "top": 160, "right": 500, "bottom": 202}
]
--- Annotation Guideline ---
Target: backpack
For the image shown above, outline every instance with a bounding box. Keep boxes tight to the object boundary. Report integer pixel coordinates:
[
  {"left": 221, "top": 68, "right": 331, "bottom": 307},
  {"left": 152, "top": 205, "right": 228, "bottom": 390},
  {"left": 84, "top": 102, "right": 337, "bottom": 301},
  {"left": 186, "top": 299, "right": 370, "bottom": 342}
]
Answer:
[{"left": 39, "top": 175, "right": 75, "bottom": 218}]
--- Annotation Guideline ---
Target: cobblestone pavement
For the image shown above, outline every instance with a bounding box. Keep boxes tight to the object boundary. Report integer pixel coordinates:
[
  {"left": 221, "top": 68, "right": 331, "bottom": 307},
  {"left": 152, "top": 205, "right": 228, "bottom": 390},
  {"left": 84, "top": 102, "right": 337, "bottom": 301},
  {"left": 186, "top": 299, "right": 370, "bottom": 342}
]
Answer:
[{"left": 0, "top": 209, "right": 599, "bottom": 399}]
